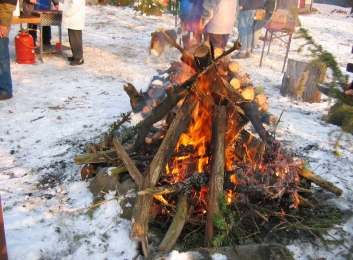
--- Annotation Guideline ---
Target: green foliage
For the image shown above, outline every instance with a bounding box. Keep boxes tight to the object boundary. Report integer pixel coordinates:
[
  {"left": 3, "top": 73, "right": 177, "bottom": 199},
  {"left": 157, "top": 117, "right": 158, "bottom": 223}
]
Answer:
[
  {"left": 212, "top": 196, "right": 244, "bottom": 248},
  {"left": 295, "top": 28, "right": 353, "bottom": 154},
  {"left": 110, "top": 0, "right": 131, "bottom": 7},
  {"left": 304, "top": 209, "right": 342, "bottom": 229},
  {"left": 134, "top": 0, "right": 164, "bottom": 16}
]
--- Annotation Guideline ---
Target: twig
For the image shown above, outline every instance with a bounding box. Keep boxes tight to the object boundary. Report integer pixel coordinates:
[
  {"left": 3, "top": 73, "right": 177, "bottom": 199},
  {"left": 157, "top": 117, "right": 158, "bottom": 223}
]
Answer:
[
  {"left": 30, "top": 116, "right": 44, "bottom": 122},
  {"left": 273, "top": 110, "right": 285, "bottom": 139},
  {"left": 62, "top": 191, "right": 134, "bottom": 214}
]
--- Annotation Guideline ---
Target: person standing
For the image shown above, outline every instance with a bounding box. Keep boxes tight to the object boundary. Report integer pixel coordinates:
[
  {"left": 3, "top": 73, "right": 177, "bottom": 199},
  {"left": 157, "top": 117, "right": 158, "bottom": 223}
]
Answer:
[
  {"left": 0, "top": 0, "right": 17, "bottom": 100},
  {"left": 178, "top": 0, "right": 193, "bottom": 49},
  {"left": 233, "top": 0, "right": 263, "bottom": 59},
  {"left": 187, "top": 0, "right": 206, "bottom": 44},
  {"left": 23, "top": 0, "right": 60, "bottom": 46},
  {"left": 200, "top": 0, "right": 238, "bottom": 58},
  {"left": 62, "top": 0, "right": 86, "bottom": 66}
]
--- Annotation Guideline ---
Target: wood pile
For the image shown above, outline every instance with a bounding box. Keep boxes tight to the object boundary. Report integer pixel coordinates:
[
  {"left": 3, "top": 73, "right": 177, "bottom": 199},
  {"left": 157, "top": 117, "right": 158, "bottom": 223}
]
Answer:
[{"left": 74, "top": 36, "right": 343, "bottom": 257}]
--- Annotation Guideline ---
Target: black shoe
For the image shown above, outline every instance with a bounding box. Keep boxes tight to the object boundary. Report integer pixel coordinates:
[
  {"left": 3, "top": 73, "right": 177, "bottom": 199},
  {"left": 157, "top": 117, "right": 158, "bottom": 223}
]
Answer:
[
  {"left": 70, "top": 58, "right": 84, "bottom": 66},
  {"left": 67, "top": 56, "right": 74, "bottom": 61},
  {"left": 0, "top": 92, "right": 13, "bottom": 100}
]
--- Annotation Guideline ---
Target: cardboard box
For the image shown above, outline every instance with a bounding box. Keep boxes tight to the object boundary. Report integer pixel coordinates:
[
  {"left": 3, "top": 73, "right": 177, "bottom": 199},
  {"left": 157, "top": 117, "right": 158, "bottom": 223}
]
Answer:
[
  {"left": 255, "top": 10, "right": 266, "bottom": 20},
  {"left": 271, "top": 12, "right": 287, "bottom": 24}
]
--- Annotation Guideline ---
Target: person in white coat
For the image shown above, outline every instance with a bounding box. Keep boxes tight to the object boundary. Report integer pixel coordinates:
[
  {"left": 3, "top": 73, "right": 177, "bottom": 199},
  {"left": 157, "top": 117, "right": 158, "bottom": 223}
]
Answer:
[
  {"left": 200, "top": 0, "right": 238, "bottom": 58},
  {"left": 62, "top": 0, "right": 86, "bottom": 65}
]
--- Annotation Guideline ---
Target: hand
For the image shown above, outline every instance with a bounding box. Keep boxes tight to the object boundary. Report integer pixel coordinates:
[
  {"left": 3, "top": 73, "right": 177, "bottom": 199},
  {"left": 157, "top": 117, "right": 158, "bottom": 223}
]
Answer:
[
  {"left": 345, "top": 89, "right": 353, "bottom": 95},
  {"left": 199, "top": 17, "right": 208, "bottom": 30},
  {"left": 0, "top": 25, "right": 8, "bottom": 37},
  {"left": 239, "top": 6, "right": 243, "bottom": 10},
  {"left": 29, "top": 0, "right": 37, "bottom": 4}
]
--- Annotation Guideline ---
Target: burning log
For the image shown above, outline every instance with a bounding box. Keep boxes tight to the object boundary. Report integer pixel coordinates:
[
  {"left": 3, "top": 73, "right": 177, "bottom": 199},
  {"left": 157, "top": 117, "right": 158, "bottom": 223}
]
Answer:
[
  {"left": 205, "top": 105, "right": 227, "bottom": 247},
  {"left": 131, "top": 87, "right": 189, "bottom": 153},
  {"left": 121, "top": 94, "right": 198, "bottom": 256}
]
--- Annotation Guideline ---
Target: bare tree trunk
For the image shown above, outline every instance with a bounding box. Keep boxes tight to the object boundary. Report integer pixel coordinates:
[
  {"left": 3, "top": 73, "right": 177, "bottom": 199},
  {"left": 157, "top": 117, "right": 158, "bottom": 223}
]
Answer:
[{"left": 280, "top": 59, "right": 326, "bottom": 103}]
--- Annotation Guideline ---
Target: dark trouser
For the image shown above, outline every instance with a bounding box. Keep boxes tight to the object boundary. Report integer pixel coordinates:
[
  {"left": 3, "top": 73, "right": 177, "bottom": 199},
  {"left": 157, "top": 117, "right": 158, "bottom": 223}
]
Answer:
[
  {"left": 28, "top": 24, "right": 52, "bottom": 45},
  {"left": 68, "top": 29, "right": 83, "bottom": 60},
  {"left": 208, "top": 34, "right": 230, "bottom": 49},
  {"left": 0, "top": 38, "right": 12, "bottom": 95}
]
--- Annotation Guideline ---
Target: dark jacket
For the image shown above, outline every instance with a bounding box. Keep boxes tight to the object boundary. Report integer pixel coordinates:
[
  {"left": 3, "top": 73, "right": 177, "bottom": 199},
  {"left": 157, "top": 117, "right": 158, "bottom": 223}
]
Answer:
[
  {"left": 0, "top": 0, "right": 17, "bottom": 5},
  {"left": 239, "top": 0, "right": 264, "bottom": 10}
]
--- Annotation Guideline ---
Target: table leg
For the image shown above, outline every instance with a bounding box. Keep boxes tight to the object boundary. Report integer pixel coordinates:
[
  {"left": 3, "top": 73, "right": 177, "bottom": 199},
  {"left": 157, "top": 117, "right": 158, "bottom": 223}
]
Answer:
[
  {"left": 59, "top": 25, "right": 62, "bottom": 51},
  {"left": 259, "top": 29, "right": 269, "bottom": 67},
  {"left": 267, "top": 31, "right": 273, "bottom": 55},
  {"left": 282, "top": 33, "right": 292, "bottom": 73},
  {"left": 39, "top": 23, "right": 43, "bottom": 62}
]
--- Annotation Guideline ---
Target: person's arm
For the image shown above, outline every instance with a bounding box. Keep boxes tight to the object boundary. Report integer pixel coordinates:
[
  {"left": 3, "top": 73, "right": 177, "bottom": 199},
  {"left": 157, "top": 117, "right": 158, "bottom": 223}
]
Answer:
[
  {"left": 51, "top": 0, "right": 60, "bottom": 10},
  {"left": 201, "top": 0, "right": 220, "bottom": 28},
  {"left": 0, "top": 2, "right": 16, "bottom": 37},
  {"left": 64, "top": 0, "right": 81, "bottom": 17},
  {"left": 344, "top": 80, "right": 353, "bottom": 95}
]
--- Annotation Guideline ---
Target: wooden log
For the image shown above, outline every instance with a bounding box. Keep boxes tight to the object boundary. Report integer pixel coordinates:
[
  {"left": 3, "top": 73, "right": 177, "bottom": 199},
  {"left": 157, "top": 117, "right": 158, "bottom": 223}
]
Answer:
[
  {"left": 240, "top": 87, "right": 255, "bottom": 101},
  {"left": 240, "top": 100, "right": 273, "bottom": 142},
  {"left": 129, "top": 94, "right": 198, "bottom": 257},
  {"left": 280, "top": 59, "right": 326, "bottom": 103},
  {"left": 260, "top": 102, "right": 269, "bottom": 112},
  {"left": 298, "top": 195, "right": 314, "bottom": 208},
  {"left": 228, "top": 61, "right": 240, "bottom": 72},
  {"left": 124, "top": 83, "right": 146, "bottom": 112},
  {"left": 229, "top": 78, "right": 241, "bottom": 90},
  {"left": 255, "top": 93, "right": 267, "bottom": 106},
  {"left": 298, "top": 167, "right": 343, "bottom": 196},
  {"left": 205, "top": 105, "right": 227, "bottom": 247},
  {"left": 74, "top": 149, "right": 119, "bottom": 165},
  {"left": 161, "top": 30, "right": 198, "bottom": 71},
  {"left": 132, "top": 87, "right": 188, "bottom": 153},
  {"left": 157, "top": 194, "right": 189, "bottom": 252},
  {"left": 233, "top": 129, "right": 265, "bottom": 168},
  {"left": 113, "top": 138, "right": 143, "bottom": 188},
  {"left": 138, "top": 172, "right": 209, "bottom": 196}
]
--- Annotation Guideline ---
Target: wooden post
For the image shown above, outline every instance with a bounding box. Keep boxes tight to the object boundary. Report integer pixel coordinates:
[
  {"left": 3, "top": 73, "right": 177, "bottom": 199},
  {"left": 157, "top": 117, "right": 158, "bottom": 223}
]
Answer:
[{"left": 280, "top": 59, "right": 326, "bottom": 103}]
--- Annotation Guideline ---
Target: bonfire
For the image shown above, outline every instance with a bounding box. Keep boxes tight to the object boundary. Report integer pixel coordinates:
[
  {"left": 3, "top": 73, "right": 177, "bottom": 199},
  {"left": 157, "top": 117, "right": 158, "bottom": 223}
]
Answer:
[{"left": 74, "top": 34, "right": 342, "bottom": 257}]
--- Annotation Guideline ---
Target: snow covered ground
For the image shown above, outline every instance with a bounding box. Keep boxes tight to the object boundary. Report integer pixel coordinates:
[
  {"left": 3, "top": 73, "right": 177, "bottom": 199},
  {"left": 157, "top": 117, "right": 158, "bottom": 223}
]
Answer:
[{"left": 1, "top": 3, "right": 353, "bottom": 260}]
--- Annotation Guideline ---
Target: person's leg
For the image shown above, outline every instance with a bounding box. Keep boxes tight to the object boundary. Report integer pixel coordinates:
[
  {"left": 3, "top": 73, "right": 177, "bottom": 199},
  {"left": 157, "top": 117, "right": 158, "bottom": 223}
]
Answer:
[
  {"left": 68, "top": 29, "right": 83, "bottom": 59},
  {"left": 237, "top": 10, "right": 248, "bottom": 54},
  {"left": 0, "top": 38, "right": 13, "bottom": 97},
  {"left": 68, "top": 29, "right": 84, "bottom": 65},
  {"left": 209, "top": 34, "right": 224, "bottom": 58},
  {"left": 42, "top": 26, "right": 52, "bottom": 45},
  {"left": 28, "top": 24, "right": 38, "bottom": 46},
  {"left": 245, "top": 10, "right": 256, "bottom": 53}
]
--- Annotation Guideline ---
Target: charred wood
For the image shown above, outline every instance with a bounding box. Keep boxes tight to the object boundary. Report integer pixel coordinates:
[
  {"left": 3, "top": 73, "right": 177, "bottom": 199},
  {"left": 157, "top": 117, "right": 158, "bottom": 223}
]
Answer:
[{"left": 157, "top": 194, "right": 189, "bottom": 252}]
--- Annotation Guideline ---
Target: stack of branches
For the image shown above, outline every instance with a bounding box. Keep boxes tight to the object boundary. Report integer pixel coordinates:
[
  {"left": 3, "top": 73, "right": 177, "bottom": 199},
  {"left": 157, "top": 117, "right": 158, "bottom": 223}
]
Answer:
[{"left": 74, "top": 35, "right": 343, "bottom": 257}]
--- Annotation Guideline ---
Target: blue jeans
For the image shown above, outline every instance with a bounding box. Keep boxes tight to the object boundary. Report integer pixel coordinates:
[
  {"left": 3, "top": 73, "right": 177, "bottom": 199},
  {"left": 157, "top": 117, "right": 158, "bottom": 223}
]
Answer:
[
  {"left": 0, "top": 37, "right": 12, "bottom": 95},
  {"left": 238, "top": 10, "right": 256, "bottom": 53}
]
